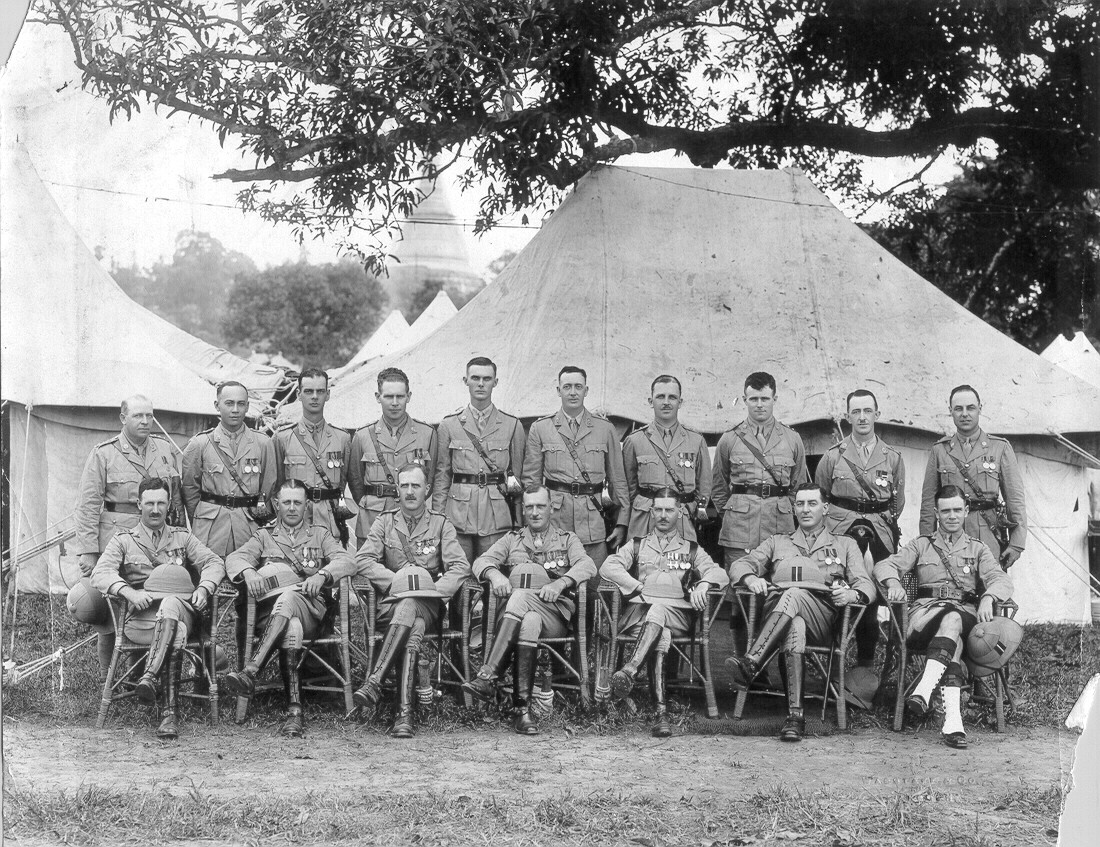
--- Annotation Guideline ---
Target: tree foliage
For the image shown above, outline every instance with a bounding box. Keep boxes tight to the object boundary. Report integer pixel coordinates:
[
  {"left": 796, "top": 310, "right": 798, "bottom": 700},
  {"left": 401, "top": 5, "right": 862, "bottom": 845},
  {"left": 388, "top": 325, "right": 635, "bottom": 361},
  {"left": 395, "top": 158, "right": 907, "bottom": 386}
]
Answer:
[
  {"left": 38, "top": 0, "right": 1098, "bottom": 272},
  {"left": 222, "top": 259, "right": 388, "bottom": 368}
]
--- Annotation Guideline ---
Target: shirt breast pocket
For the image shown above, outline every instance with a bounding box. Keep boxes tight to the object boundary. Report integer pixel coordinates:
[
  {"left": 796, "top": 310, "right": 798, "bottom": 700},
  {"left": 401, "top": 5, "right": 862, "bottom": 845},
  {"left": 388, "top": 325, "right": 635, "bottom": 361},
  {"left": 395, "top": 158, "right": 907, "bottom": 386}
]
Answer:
[
  {"left": 769, "top": 456, "right": 795, "bottom": 484},
  {"left": 636, "top": 455, "right": 663, "bottom": 485}
]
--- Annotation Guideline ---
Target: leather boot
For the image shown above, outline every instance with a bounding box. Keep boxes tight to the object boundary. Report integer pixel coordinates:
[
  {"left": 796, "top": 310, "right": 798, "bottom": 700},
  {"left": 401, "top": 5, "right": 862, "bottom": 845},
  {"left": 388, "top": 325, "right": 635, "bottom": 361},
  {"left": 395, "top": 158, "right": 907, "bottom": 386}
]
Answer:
[
  {"left": 136, "top": 618, "right": 177, "bottom": 705},
  {"left": 390, "top": 648, "right": 417, "bottom": 739},
  {"left": 512, "top": 644, "right": 539, "bottom": 735},
  {"left": 463, "top": 615, "right": 520, "bottom": 702},
  {"left": 611, "top": 621, "right": 663, "bottom": 700},
  {"left": 281, "top": 648, "right": 304, "bottom": 738},
  {"left": 778, "top": 652, "right": 805, "bottom": 742},
  {"left": 651, "top": 652, "right": 672, "bottom": 738},
  {"left": 725, "top": 611, "right": 793, "bottom": 690},
  {"left": 156, "top": 651, "right": 182, "bottom": 740},
  {"left": 225, "top": 615, "right": 289, "bottom": 697},
  {"left": 354, "top": 623, "right": 411, "bottom": 708}
]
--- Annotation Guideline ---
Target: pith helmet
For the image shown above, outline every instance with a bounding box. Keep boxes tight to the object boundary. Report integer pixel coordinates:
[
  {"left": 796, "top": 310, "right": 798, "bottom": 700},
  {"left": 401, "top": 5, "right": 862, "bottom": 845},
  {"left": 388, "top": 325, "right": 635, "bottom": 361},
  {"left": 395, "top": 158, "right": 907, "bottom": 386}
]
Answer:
[
  {"left": 384, "top": 565, "right": 444, "bottom": 604},
  {"left": 256, "top": 561, "right": 303, "bottom": 601},
  {"left": 143, "top": 564, "right": 196, "bottom": 599},
  {"left": 66, "top": 578, "right": 110, "bottom": 625},
  {"left": 965, "top": 616, "right": 1024, "bottom": 677},
  {"left": 509, "top": 561, "right": 552, "bottom": 593}
]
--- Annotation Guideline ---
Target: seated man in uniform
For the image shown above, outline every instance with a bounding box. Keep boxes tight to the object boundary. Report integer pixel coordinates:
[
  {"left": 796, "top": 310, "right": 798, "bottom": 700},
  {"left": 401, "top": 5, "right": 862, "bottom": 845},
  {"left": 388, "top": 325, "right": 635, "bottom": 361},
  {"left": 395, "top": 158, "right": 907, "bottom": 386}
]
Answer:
[
  {"left": 91, "top": 478, "right": 225, "bottom": 739},
  {"left": 725, "top": 482, "right": 874, "bottom": 742},
  {"left": 462, "top": 485, "right": 596, "bottom": 735},
  {"left": 352, "top": 463, "right": 471, "bottom": 738},
  {"left": 600, "top": 488, "right": 728, "bottom": 737},
  {"left": 223, "top": 480, "right": 357, "bottom": 737},
  {"left": 875, "top": 484, "right": 1013, "bottom": 749}
]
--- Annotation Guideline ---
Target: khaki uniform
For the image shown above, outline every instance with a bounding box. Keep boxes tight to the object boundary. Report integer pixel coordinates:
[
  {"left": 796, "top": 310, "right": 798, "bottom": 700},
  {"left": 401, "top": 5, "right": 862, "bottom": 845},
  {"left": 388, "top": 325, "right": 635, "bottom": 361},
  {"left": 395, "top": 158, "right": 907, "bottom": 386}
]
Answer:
[
  {"left": 274, "top": 420, "right": 354, "bottom": 540},
  {"left": 729, "top": 528, "right": 874, "bottom": 649},
  {"left": 355, "top": 509, "right": 472, "bottom": 629},
  {"left": 226, "top": 523, "right": 356, "bottom": 637},
  {"left": 601, "top": 532, "right": 728, "bottom": 635},
  {"left": 521, "top": 410, "right": 629, "bottom": 549},
  {"left": 623, "top": 423, "right": 711, "bottom": 542},
  {"left": 874, "top": 532, "right": 1013, "bottom": 645},
  {"left": 181, "top": 425, "right": 277, "bottom": 559},
  {"left": 919, "top": 430, "right": 1027, "bottom": 559},
  {"left": 816, "top": 435, "right": 905, "bottom": 557},
  {"left": 91, "top": 523, "right": 225, "bottom": 642},
  {"left": 348, "top": 417, "right": 435, "bottom": 542},
  {"left": 712, "top": 420, "right": 808, "bottom": 556},
  {"left": 473, "top": 527, "right": 597, "bottom": 623},
  {"left": 432, "top": 405, "right": 525, "bottom": 553},
  {"left": 74, "top": 433, "right": 183, "bottom": 555}
]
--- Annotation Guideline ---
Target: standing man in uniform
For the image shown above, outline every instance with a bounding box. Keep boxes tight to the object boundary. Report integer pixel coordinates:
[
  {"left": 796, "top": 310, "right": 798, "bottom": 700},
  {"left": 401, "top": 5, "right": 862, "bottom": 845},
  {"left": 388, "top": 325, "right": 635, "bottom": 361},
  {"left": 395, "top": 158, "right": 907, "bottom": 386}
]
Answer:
[
  {"left": 274, "top": 368, "right": 355, "bottom": 547},
  {"left": 600, "top": 489, "right": 728, "bottom": 737},
  {"left": 91, "top": 478, "right": 225, "bottom": 739},
  {"left": 73, "top": 394, "right": 183, "bottom": 669},
  {"left": 224, "top": 480, "right": 357, "bottom": 737},
  {"left": 920, "top": 385, "right": 1027, "bottom": 568},
  {"left": 181, "top": 381, "right": 277, "bottom": 559},
  {"left": 876, "top": 485, "right": 1013, "bottom": 748},
  {"left": 348, "top": 368, "right": 436, "bottom": 548},
  {"left": 725, "top": 482, "right": 874, "bottom": 742},
  {"left": 816, "top": 389, "right": 905, "bottom": 686},
  {"left": 521, "top": 365, "right": 629, "bottom": 570},
  {"left": 622, "top": 375, "right": 710, "bottom": 543},
  {"left": 712, "top": 372, "right": 808, "bottom": 565},
  {"left": 432, "top": 357, "right": 525, "bottom": 563},
  {"left": 352, "top": 463, "right": 471, "bottom": 738}
]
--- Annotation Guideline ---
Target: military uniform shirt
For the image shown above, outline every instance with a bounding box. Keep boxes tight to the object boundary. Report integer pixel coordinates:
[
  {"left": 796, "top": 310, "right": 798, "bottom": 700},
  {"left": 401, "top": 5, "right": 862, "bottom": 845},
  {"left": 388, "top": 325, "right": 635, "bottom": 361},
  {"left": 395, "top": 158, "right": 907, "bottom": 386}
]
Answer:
[
  {"left": 181, "top": 424, "right": 277, "bottom": 558},
  {"left": 347, "top": 416, "right": 435, "bottom": 539},
  {"left": 472, "top": 526, "right": 597, "bottom": 618},
  {"left": 600, "top": 532, "right": 729, "bottom": 599},
  {"left": 74, "top": 432, "right": 182, "bottom": 555},
  {"left": 729, "top": 528, "right": 875, "bottom": 601},
  {"left": 225, "top": 523, "right": 356, "bottom": 584},
  {"left": 354, "top": 509, "right": 471, "bottom": 599},
  {"left": 623, "top": 422, "right": 711, "bottom": 542},
  {"left": 91, "top": 523, "right": 225, "bottom": 597},
  {"left": 274, "top": 419, "right": 354, "bottom": 539},
  {"left": 816, "top": 434, "right": 905, "bottom": 555},
  {"left": 521, "top": 409, "right": 629, "bottom": 545},
  {"left": 432, "top": 405, "right": 525, "bottom": 536},
  {"left": 712, "top": 419, "right": 809, "bottom": 550},
  {"left": 919, "top": 429, "right": 1027, "bottom": 555}
]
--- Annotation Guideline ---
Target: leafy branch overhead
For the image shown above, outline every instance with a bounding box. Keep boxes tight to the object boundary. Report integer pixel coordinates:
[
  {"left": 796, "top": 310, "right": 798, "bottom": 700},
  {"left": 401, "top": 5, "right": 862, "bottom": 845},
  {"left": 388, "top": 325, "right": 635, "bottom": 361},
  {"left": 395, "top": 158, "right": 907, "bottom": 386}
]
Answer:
[{"left": 38, "top": 0, "right": 1097, "bottom": 266}]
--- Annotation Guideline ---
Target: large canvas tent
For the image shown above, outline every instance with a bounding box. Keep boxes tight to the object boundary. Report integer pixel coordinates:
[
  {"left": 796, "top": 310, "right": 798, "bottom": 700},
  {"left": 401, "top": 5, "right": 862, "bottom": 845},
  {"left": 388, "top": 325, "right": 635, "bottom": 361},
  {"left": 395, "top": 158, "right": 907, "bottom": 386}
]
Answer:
[
  {"left": 1042, "top": 332, "right": 1100, "bottom": 391},
  {"left": 1, "top": 141, "right": 291, "bottom": 594},
  {"left": 328, "top": 165, "right": 1100, "bottom": 623}
]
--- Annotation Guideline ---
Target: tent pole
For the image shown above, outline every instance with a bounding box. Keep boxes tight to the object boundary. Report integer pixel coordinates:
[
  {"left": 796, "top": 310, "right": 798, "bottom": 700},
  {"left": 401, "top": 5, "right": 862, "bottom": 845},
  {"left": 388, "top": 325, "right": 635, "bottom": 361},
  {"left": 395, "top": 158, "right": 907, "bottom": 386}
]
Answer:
[
  {"left": 1048, "top": 431, "right": 1100, "bottom": 469},
  {"left": 5, "top": 404, "right": 32, "bottom": 650}
]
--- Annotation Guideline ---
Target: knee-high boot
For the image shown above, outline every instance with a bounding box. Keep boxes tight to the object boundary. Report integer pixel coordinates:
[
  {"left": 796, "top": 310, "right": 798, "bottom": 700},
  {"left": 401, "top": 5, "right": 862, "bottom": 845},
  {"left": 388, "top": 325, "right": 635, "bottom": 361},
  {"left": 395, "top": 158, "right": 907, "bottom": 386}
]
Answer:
[
  {"left": 725, "top": 611, "right": 793, "bottom": 690},
  {"left": 463, "top": 615, "right": 521, "bottom": 702},
  {"left": 651, "top": 651, "right": 672, "bottom": 738},
  {"left": 136, "top": 618, "right": 177, "bottom": 705},
  {"left": 155, "top": 650, "right": 182, "bottom": 739},
  {"left": 354, "top": 623, "right": 412, "bottom": 708},
  {"left": 611, "top": 621, "right": 663, "bottom": 700},
  {"left": 390, "top": 647, "right": 418, "bottom": 739},
  {"left": 779, "top": 652, "right": 805, "bottom": 742},
  {"left": 512, "top": 644, "right": 539, "bottom": 735},
  {"left": 281, "top": 648, "right": 304, "bottom": 737},
  {"left": 225, "top": 615, "right": 289, "bottom": 696}
]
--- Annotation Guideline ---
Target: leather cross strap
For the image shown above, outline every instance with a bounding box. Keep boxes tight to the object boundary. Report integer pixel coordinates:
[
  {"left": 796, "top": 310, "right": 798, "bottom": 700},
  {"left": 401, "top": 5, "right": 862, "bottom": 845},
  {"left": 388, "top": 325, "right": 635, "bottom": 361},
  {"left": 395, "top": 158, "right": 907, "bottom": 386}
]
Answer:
[
  {"left": 642, "top": 429, "right": 691, "bottom": 501},
  {"left": 461, "top": 424, "right": 516, "bottom": 525},
  {"left": 292, "top": 427, "right": 339, "bottom": 492},
  {"left": 924, "top": 536, "right": 968, "bottom": 593},
  {"left": 207, "top": 437, "right": 254, "bottom": 498},
  {"left": 943, "top": 450, "right": 1005, "bottom": 540},
  {"left": 556, "top": 427, "right": 606, "bottom": 515},
  {"left": 734, "top": 430, "right": 785, "bottom": 487},
  {"left": 837, "top": 447, "right": 884, "bottom": 502},
  {"left": 113, "top": 442, "right": 152, "bottom": 481},
  {"left": 268, "top": 532, "right": 316, "bottom": 577},
  {"left": 365, "top": 423, "right": 398, "bottom": 487},
  {"left": 291, "top": 427, "right": 348, "bottom": 542}
]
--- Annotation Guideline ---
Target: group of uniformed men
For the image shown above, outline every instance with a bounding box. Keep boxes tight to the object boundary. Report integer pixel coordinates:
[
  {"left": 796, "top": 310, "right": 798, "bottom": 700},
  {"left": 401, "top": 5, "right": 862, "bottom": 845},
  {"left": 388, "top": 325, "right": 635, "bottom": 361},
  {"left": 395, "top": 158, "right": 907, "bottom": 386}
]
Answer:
[{"left": 70, "top": 360, "right": 1025, "bottom": 748}]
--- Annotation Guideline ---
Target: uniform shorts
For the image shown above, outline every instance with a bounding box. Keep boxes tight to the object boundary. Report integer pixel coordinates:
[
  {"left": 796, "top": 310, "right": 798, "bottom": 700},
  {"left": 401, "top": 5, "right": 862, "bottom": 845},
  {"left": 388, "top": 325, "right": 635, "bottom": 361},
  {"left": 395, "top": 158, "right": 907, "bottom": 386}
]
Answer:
[{"left": 905, "top": 600, "right": 978, "bottom": 650}]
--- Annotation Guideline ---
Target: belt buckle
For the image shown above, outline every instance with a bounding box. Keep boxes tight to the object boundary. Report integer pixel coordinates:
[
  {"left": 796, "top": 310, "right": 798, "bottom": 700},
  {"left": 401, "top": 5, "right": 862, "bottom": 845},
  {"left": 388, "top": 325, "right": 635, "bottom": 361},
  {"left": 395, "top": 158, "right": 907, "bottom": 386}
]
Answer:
[
  {"left": 570, "top": 481, "right": 582, "bottom": 497},
  {"left": 759, "top": 483, "right": 772, "bottom": 498},
  {"left": 476, "top": 470, "right": 488, "bottom": 488},
  {"left": 308, "top": 489, "right": 322, "bottom": 502}
]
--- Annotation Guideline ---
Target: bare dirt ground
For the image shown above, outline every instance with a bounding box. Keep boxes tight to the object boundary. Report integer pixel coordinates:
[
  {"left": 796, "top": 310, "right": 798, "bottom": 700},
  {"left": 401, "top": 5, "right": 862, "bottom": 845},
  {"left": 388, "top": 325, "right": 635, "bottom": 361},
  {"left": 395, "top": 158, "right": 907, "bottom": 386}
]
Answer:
[{"left": 4, "top": 718, "right": 1075, "bottom": 802}]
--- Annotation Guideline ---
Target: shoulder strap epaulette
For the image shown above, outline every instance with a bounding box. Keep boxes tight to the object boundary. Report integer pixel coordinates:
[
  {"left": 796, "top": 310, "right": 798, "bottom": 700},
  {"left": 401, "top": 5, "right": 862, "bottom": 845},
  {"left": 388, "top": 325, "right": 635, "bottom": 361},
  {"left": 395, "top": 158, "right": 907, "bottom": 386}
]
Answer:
[
  {"left": 149, "top": 432, "right": 170, "bottom": 442},
  {"left": 380, "top": 507, "right": 400, "bottom": 516},
  {"left": 535, "top": 413, "right": 556, "bottom": 422},
  {"left": 276, "top": 420, "right": 296, "bottom": 430},
  {"left": 196, "top": 426, "right": 216, "bottom": 437},
  {"left": 94, "top": 435, "right": 121, "bottom": 449},
  {"left": 442, "top": 408, "right": 463, "bottom": 419},
  {"left": 934, "top": 434, "right": 952, "bottom": 445},
  {"left": 411, "top": 417, "right": 434, "bottom": 429},
  {"left": 984, "top": 433, "right": 1008, "bottom": 443}
]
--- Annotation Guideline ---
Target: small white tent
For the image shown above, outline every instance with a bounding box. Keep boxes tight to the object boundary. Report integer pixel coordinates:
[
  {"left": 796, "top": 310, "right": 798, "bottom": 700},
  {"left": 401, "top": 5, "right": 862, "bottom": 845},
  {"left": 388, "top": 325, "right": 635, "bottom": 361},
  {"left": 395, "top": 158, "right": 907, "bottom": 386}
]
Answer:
[
  {"left": 1041, "top": 332, "right": 1100, "bottom": 391},
  {"left": 405, "top": 291, "right": 458, "bottom": 347},
  {"left": 337, "top": 310, "right": 412, "bottom": 377}
]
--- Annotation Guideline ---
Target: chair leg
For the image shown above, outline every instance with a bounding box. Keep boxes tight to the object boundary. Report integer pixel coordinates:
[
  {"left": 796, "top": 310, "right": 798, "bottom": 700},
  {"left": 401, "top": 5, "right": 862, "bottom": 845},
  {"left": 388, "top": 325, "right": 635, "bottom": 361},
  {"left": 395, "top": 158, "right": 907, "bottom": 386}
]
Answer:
[{"left": 994, "top": 670, "right": 1006, "bottom": 733}]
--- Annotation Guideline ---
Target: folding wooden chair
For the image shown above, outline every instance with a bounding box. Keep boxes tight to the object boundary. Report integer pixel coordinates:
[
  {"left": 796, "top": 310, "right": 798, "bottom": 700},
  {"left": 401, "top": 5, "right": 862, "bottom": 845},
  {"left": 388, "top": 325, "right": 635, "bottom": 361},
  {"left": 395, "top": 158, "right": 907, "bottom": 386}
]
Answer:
[
  {"left": 730, "top": 587, "right": 866, "bottom": 730},
  {"left": 593, "top": 581, "right": 723, "bottom": 718},
  {"left": 481, "top": 582, "right": 590, "bottom": 709},
  {"left": 882, "top": 573, "right": 1017, "bottom": 732},
  {"left": 234, "top": 577, "right": 355, "bottom": 722},
  {"left": 348, "top": 576, "right": 480, "bottom": 707},
  {"left": 96, "top": 583, "right": 233, "bottom": 728}
]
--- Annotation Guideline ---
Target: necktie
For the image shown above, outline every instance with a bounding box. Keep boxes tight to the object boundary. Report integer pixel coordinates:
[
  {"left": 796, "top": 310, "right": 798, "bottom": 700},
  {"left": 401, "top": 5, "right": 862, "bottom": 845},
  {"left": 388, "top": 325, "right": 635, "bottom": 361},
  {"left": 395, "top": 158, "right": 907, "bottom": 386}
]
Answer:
[
  {"left": 533, "top": 533, "right": 544, "bottom": 551},
  {"left": 569, "top": 418, "right": 579, "bottom": 437},
  {"left": 861, "top": 442, "right": 872, "bottom": 463},
  {"left": 756, "top": 427, "right": 768, "bottom": 450},
  {"left": 152, "top": 530, "right": 162, "bottom": 548}
]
